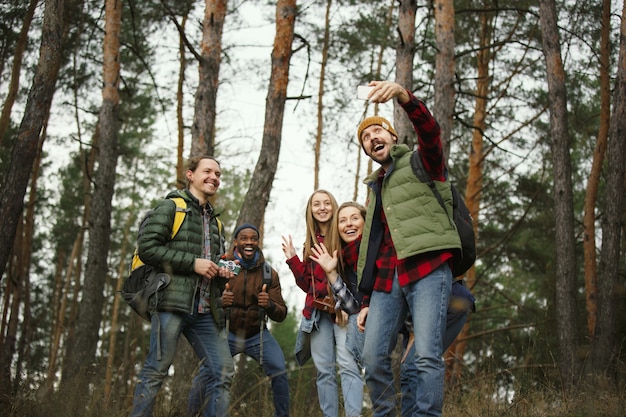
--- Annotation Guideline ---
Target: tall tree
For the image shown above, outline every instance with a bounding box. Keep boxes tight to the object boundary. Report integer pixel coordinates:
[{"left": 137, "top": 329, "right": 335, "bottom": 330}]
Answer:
[
  {"left": 0, "top": 0, "right": 38, "bottom": 147},
  {"left": 176, "top": 13, "right": 189, "bottom": 188},
  {"left": 191, "top": 0, "right": 227, "bottom": 157},
  {"left": 313, "top": 0, "right": 332, "bottom": 190},
  {"left": 538, "top": 0, "right": 578, "bottom": 392},
  {"left": 582, "top": 0, "right": 611, "bottom": 339},
  {"left": 448, "top": 0, "right": 493, "bottom": 379},
  {"left": 236, "top": 0, "right": 297, "bottom": 227},
  {"left": 0, "top": 0, "right": 73, "bottom": 280},
  {"left": 0, "top": 123, "right": 46, "bottom": 392},
  {"left": 591, "top": 0, "right": 626, "bottom": 377},
  {"left": 60, "top": 0, "right": 122, "bottom": 399},
  {"left": 393, "top": 0, "right": 417, "bottom": 147},
  {"left": 433, "top": 0, "right": 455, "bottom": 158}
]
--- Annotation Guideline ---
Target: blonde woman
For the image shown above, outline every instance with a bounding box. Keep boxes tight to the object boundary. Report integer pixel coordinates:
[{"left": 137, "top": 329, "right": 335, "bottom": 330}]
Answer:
[{"left": 282, "top": 190, "right": 363, "bottom": 417}]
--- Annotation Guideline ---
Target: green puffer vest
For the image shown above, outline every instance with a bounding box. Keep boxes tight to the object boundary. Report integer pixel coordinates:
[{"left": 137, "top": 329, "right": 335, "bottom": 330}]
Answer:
[
  {"left": 357, "top": 144, "right": 461, "bottom": 281},
  {"left": 137, "top": 189, "right": 226, "bottom": 324}
]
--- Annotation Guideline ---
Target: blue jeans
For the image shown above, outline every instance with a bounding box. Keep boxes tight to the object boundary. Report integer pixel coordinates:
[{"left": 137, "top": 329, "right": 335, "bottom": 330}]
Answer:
[
  {"left": 131, "top": 302, "right": 234, "bottom": 417},
  {"left": 228, "top": 329, "right": 290, "bottom": 417},
  {"left": 346, "top": 313, "right": 365, "bottom": 367},
  {"left": 400, "top": 279, "right": 474, "bottom": 415},
  {"left": 310, "top": 311, "right": 364, "bottom": 417},
  {"left": 363, "top": 264, "right": 452, "bottom": 417}
]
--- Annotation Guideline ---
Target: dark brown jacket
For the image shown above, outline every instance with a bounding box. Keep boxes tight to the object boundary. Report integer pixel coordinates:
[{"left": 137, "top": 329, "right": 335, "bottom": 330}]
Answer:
[{"left": 226, "top": 251, "right": 287, "bottom": 339}]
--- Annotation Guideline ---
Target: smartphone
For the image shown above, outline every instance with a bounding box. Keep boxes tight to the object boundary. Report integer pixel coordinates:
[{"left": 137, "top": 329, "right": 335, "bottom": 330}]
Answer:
[{"left": 357, "top": 85, "right": 374, "bottom": 100}]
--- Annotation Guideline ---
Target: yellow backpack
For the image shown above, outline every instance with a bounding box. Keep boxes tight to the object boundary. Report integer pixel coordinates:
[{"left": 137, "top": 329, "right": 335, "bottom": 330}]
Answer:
[
  {"left": 129, "top": 197, "right": 188, "bottom": 271},
  {"left": 122, "top": 197, "right": 223, "bottom": 320}
]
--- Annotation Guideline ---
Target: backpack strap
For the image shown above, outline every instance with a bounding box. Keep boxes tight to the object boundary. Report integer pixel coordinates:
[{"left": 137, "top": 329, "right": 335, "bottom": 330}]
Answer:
[
  {"left": 131, "top": 197, "right": 187, "bottom": 272},
  {"left": 410, "top": 150, "right": 454, "bottom": 227},
  {"left": 216, "top": 217, "right": 223, "bottom": 235},
  {"left": 262, "top": 262, "right": 272, "bottom": 286},
  {"left": 170, "top": 197, "right": 188, "bottom": 239}
]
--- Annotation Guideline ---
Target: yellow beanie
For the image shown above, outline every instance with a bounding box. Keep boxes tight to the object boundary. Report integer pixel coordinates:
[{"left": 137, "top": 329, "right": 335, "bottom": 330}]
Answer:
[{"left": 357, "top": 116, "right": 397, "bottom": 145}]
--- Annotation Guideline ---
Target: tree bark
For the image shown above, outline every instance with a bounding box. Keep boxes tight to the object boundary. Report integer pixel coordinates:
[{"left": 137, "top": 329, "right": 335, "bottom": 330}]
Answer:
[
  {"left": 582, "top": 0, "right": 611, "bottom": 339},
  {"left": 394, "top": 0, "right": 416, "bottom": 148},
  {"left": 314, "top": 0, "right": 332, "bottom": 191},
  {"left": 0, "top": 0, "right": 69, "bottom": 280},
  {"left": 448, "top": 0, "right": 492, "bottom": 380},
  {"left": 0, "top": 239, "right": 21, "bottom": 393},
  {"left": 60, "top": 0, "right": 121, "bottom": 400},
  {"left": 191, "top": 0, "right": 227, "bottom": 157},
  {"left": 104, "top": 208, "right": 135, "bottom": 405},
  {"left": 176, "top": 14, "right": 188, "bottom": 189},
  {"left": 0, "top": 0, "right": 39, "bottom": 147},
  {"left": 45, "top": 231, "right": 83, "bottom": 395},
  {"left": 360, "top": 0, "right": 394, "bottom": 187},
  {"left": 538, "top": 0, "right": 578, "bottom": 392},
  {"left": 591, "top": 0, "right": 626, "bottom": 377},
  {"left": 433, "top": 0, "right": 455, "bottom": 161},
  {"left": 11, "top": 124, "right": 45, "bottom": 392},
  {"left": 236, "top": 0, "right": 296, "bottom": 228}
]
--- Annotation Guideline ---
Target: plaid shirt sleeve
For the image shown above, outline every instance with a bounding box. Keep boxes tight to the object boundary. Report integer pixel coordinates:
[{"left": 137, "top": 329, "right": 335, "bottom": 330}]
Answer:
[
  {"left": 330, "top": 279, "right": 360, "bottom": 315},
  {"left": 401, "top": 90, "right": 446, "bottom": 181},
  {"left": 286, "top": 241, "right": 334, "bottom": 319},
  {"left": 286, "top": 255, "right": 310, "bottom": 293}
]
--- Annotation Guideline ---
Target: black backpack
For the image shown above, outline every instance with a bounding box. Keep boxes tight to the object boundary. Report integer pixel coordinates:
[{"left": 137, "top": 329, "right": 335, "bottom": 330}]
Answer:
[{"left": 410, "top": 151, "right": 477, "bottom": 277}]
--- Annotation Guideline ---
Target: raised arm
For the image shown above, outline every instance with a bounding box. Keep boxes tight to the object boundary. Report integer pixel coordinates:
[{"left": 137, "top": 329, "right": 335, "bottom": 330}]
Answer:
[{"left": 310, "top": 243, "right": 360, "bottom": 315}]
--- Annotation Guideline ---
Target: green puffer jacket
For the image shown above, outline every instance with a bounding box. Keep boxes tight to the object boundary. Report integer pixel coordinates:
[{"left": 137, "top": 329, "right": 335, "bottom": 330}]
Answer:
[
  {"left": 357, "top": 144, "right": 461, "bottom": 279},
  {"left": 137, "top": 189, "right": 226, "bottom": 324}
]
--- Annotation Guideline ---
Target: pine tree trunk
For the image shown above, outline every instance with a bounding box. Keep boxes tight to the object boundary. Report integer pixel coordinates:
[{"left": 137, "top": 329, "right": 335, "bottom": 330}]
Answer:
[
  {"left": 394, "top": 0, "right": 416, "bottom": 148},
  {"left": 0, "top": 0, "right": 69, "bottom": 280},
  {"left": 0, "top": 250, "right": 21, "bottom": 394},
  {"left": 0, "top": 0, "right": 38, "bottom": 147},
  {"left": 0, "top": 122, "right": 45, "bottom": 393},
  {"left": 47, "top": 125, "right": 97, "bottom": 394},
  {"left": 448, "top": 3, "right": 492, "bottom": 381},
  {"left": 591, "top": 0, "right": 626, "bottom": 377},
  {"left": 176, "top": 14, "right": 188, "bottom": 189},
  {"left": 433, "top": 0, "right": 455, "bottom": 160},
  {"left": 60, "top": 0, "right": 122, "bottom": 402},
  {"left": 191, "top": 0, "right": 227, "bottom": 157},
  {"left": 538, "top": 0, "right": 578, "bottom": 392},
  {"left": 582, "top": 0, "right": 611, "bottom": 339},
  {"left": 314, "top": 0, "right": 332, "bottom": 191},
  {"left": 236, "top": 0, "right": 297, "bottom": 228},
  {"left": 45, "top": 234, "right": 83, "bottom": 395},
  {"left": 359, "top": 0, "right": 394, "bottom": 185},
  {"left": 13, "top": 130, "right": 45, "bottom": 391},
  {"left": 104, "top": 209, "right": 136, "bottom": 406}
]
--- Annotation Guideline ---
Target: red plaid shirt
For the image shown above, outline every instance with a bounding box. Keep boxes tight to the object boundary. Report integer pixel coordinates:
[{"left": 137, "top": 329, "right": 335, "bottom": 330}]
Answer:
[
  {"left": 286, "top": 232, "right": 332, "bottom": 319},
  {"left": 368, "top": 92, "right": 453, "bottom": 297},
  {"left": 342, "top": 239, "right": 360, "bottom": 270}
]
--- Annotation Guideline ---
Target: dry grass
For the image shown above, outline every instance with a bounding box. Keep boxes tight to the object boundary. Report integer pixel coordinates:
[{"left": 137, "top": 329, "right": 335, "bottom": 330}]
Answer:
[
  {"left": 2, "top": 369, "right": 625, "bottom": 416},
  {"left": 443, "top": 374, "right": 626, "bottom": 417}
]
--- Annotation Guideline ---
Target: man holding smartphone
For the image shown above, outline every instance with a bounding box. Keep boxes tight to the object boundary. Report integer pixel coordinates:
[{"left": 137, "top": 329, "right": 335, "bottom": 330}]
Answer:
[{"left": 355, "top": 81, "right": 461, "bottom": 417}]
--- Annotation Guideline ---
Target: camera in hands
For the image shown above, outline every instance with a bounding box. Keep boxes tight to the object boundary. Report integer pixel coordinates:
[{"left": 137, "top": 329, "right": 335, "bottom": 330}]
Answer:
[{"left": 218, "top": 259, "right": 241, "bottom": 275}]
